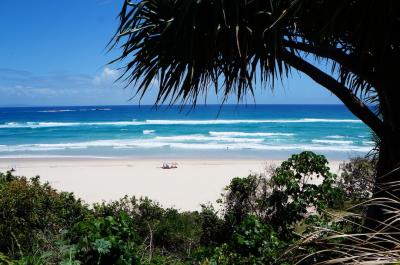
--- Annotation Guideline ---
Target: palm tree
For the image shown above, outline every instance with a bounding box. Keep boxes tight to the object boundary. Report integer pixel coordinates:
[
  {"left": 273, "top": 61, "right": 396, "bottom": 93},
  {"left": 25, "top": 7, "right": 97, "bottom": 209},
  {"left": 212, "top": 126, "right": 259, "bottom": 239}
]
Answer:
[{"left": 109, "top": 0, "right": 400, "bottom": 228}]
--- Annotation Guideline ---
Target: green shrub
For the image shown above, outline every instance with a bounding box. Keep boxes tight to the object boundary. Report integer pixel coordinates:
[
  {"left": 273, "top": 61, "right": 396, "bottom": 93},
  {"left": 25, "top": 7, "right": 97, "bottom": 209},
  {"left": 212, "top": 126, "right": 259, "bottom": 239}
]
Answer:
[
  {"left": 93, "top": 196, "right": 164, "bottom": 238},
  {"left": 67, "top": 213, "right": 140, "bottom": 265},
  {"left": 0, "top": 173, "right": 88, "bottom": 258},
  {"left": 94, "top": 196, "right": 202, "bottom": 260},
  {"left": 220, "top": 152, "right": 345, "bottom": 240},
  {"left": 0, "top": 171, "right": 17, "bottom": 189},
  {"left": 197, "top": 152, "right": 346, "bottom": 264},
  {"left": 221, "top": 175, "right": 270, "bottom": 230},
  {"left": 154, "top": 209, "right": 201, "bottom": 257},
  {"left": 198, "top": 215, "right": 287, "bottom": 265},
  {"left": 198, "top": 205, "right": 226, "bottom": 247},
  {"left": 338, "top": 156, "right": 377, "bottom": 201},
  {"left": 267, "top": 151, "right": 345, "bottom": 238}
]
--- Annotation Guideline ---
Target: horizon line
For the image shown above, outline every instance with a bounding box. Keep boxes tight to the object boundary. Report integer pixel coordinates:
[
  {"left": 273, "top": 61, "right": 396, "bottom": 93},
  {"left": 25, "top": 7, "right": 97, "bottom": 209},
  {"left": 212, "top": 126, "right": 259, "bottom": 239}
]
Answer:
[{"left": 0, "top": 103, "right": 350, "bottom": 108}]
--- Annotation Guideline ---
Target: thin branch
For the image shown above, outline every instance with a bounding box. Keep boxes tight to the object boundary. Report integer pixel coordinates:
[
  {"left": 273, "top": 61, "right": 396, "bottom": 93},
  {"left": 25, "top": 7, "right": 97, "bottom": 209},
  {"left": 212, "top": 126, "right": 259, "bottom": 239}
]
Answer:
[
  {"left": 283, "top": 51, "right": 383, "bottom": 138},
  {"left": 283, "top": 40, "right": 377, "bottom": 88}
]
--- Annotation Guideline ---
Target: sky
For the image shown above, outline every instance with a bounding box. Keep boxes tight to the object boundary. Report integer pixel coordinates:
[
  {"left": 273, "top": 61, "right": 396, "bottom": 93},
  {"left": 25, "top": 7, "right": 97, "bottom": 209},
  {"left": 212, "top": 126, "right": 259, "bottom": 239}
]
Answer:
[{"left": 0, "top": 0, "right": 341, "bottom": 107}]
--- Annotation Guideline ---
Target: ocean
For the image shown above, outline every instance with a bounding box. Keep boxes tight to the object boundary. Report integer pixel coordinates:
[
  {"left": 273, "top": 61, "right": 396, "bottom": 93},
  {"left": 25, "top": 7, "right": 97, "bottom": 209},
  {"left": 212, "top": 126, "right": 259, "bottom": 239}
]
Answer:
[{"left": 0, "top": 105, "right": 373, "bottom": 160}]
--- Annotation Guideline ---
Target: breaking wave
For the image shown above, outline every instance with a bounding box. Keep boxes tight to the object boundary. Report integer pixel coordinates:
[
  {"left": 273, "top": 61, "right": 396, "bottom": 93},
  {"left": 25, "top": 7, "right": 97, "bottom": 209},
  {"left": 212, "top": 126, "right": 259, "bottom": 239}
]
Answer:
[
  {"left": 209, "top": 131, "right": 294, "bottom": 137},
  {"left": 143, "top": 130, "right": 156, "bottom": 135},
  {"left": 0, "top": 139, "right": 372, "bottom": 153},
  {"left": 312, "top": 139, "right": 354, "bottom": 145},
  {"left": 325, "top": 135, "right": 346, "bottom": 139},
  {"left": 37, "top": 108, "right": 112, "bottom": 113},
  {"left": 154, "top": 135, "right": 264, "bottom": 143},
  {"left": 0, "top": 118, "right": 362, "bottom": 129}
]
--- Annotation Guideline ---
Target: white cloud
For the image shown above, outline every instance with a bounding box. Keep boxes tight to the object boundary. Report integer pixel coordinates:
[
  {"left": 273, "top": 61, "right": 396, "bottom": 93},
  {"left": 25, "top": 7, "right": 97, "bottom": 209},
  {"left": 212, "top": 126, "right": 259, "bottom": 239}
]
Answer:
[
  {"left": 92, "top": 67, "right": 119, "bottom": 87},
  {"left": 0, "top": 68, "right": 137, "bottom": 106}
]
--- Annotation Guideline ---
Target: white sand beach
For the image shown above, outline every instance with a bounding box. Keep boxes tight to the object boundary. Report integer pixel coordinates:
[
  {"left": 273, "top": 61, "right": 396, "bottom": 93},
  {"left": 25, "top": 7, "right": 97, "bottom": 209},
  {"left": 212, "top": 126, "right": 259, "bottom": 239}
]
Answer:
[{"left": 0, "top": 157, "right": 343, "bottom": 211}]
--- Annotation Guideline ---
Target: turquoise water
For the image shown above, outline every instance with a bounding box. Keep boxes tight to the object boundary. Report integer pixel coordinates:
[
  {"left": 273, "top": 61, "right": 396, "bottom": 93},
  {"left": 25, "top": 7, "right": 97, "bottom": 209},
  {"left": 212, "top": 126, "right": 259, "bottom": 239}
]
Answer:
[{"left": 0, "top": 105, "right": 373, "bottom": 159}]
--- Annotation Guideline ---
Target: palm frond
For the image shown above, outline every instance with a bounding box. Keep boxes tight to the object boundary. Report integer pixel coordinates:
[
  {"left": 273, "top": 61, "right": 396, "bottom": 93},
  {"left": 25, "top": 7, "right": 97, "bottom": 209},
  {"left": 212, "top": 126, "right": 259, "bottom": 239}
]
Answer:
[
  {"left": 110, "top": 0, "right": 298, "bottom": 105},
  {"left": 109, "top": 0, "right": 399, "bottom": 108}
]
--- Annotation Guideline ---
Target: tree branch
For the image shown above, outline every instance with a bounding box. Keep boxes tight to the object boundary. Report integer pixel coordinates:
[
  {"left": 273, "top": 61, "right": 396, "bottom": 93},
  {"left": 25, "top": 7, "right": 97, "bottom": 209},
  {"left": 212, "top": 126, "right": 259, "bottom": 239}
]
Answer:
[
  {"left": 283, "top": 51, "right": 383, "bottom": 138},
  {"left": 283, "top": 40, "right": 377, "bottom": 88}
]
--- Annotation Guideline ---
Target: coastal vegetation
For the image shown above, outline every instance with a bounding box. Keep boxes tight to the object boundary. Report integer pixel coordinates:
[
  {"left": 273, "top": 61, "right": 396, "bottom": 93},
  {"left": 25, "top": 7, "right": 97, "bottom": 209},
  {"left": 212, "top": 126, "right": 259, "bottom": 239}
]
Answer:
[{"left": 0, "top": 152, "right": 385, "bottom": 264}]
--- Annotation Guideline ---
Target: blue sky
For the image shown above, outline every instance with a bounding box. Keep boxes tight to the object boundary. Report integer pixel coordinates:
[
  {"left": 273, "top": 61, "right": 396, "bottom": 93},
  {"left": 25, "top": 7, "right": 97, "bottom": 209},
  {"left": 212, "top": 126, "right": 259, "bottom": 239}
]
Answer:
[{"left": 0, "top": 0, "right": 341, "bottom": 107}]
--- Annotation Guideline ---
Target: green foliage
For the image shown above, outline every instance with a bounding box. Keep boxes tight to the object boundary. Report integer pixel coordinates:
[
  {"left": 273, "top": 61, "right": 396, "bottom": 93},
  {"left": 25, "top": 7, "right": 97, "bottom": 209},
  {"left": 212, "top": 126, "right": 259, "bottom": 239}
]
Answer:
[
  {"left": 154, "top": 208, "right": 201, "bottom": 256},
  {"left": 0, "top": 171, "right": 17, "bottom": 188},
  {"left": 0, "top": 252, "right": 14, "bottom": 265},
  {"left": 198, "top": 205, "right": 226, "bottom": 247},
  {"left": 198, "top": 215, "right": 287, "bottom": 265},
  {"left": 93, "top": 196, "right": 164, "bottom": 222},
  {"left": 0, "top": 152, "right": 352, "bottom": 264},
  {"left": 67, "top": 213, "right": 140, "bottom": 265},
  {"left": 0, "top": 251, "right": 62, "bottom": 265},
  {"left": 0, "top": 172, "right": 88, "bottom": 259},
  {"left": 222, "top": 175, "right": 270, "bottom": 228},
  {"left": 231, "top": 215, "right": 284, "bottom": 262},
  {"left": 267, "top": 152, "right": 345, "bottom": 238},
  {"left": 338, "top": 156, "right": 376, "bottom": 201},
  {"left": 93, "top": 196, "right": 202, "bottom": 260},
  {"left": 193, "top": 151, "right": 347, "bottom": 264},
  {"left": 219, "top": 152, "right": 345, "bottom": 240}
]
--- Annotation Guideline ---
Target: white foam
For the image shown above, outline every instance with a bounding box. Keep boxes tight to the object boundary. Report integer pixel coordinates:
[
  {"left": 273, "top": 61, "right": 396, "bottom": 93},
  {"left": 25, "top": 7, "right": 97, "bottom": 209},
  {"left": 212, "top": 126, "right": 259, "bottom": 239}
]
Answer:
[
  {"left": 37, "top": 108, "right": 112, "bottom": 113},
  {"left": 0, "top": 122, "right": 21, "bottom": 128},
  {"left": 209, "top": 131, "right": 294, "bottom": 137},
  {"left": 0, "top": 121, "right": 144, "bottom": 129},
  {"left": 0, "top": 155, "right": 115, "bottom": 159},
  {"left": 0, "top": 139, "right": 372, "bottom": 153},
  {"left": 143, "top": 130, "right": 155, "bottom": 135},
  {"left": 143, "top": 118, "right": 362, "bottom": 125},
  {"left": 79, "top": 108, "right": 113, "bottom": 111},
  {"left": 90, "top": 108, "right": 112, "bottom": 111},
  {"left": 312, "top": 139, "right": 353, "bottom": 145},
  {"left": 325, "top": 135, "right": 345, "bottom": 139},
  {"left": 299, "top": 118, "right": 361, "bottom": 123},
  {"left": 29, "top": 122, "right": 81, "bottom": 128},
  {"left": 0, "top": 118, "right": 362, "bottom": 129},
  {"left": 155, "top": 134, "right": 264, "bottom": 143},
  {"left": 362, "top": 140, "right": 375, "bottom": 145},
  {"left": 37, "top": 109, "right": 75, "bottom": 113}
]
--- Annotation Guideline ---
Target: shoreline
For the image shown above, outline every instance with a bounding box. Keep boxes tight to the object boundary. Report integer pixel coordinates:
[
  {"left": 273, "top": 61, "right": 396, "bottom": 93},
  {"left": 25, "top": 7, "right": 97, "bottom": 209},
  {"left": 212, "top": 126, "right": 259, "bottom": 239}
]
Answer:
[
  {"left": 0, "top": 157, "right": 343, "bottom": 211},
  {"left": 0, "top": 155, "right": 281, "bottom": 161},
  {"left": 0, "top": 148, "right": 359, "bottom": 161}
]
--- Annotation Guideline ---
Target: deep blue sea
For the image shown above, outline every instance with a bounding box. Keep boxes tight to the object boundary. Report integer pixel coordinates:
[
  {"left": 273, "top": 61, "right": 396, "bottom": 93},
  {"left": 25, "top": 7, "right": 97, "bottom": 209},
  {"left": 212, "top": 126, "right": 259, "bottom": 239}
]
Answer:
[{"left": 0, "top": 105, "right": 373, "bottom": 159}]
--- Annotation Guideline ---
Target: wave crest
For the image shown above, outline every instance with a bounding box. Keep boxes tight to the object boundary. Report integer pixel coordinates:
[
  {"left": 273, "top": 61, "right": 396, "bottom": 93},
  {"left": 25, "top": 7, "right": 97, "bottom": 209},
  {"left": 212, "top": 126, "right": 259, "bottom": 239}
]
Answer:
[
  {"left": 0, "top": 139, "right": 372, "bottom": 153},
  {"left": 0, "top": 118, "right": 362, "bottom": 129},
  {"left": 312, "top": 139, "right": 353, "bottom": 145},
  {"left": 37, "top": 108, "right": 112, "bottom": 113},
  {"left": 143, "top": 130, "right": 155, "bottom": 135},
  {"left": 209, "top": 131, "right": 294, "bottom": 137}
]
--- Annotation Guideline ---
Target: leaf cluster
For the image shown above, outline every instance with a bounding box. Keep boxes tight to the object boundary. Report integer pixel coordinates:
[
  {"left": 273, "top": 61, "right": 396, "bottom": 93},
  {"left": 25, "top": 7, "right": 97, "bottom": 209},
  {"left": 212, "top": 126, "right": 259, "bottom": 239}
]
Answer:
[
  {"left": 338, "top": 156, "right": 377, "bottom": 201},
  {"left": 197, "top": 215, "right": 287, "bottom": 265},
  {"left": 0, "top": 172, "right": 88, "bottom": 259},
  {"left": 220, "top": 152, "right": 344, "bottom": 240},
  {"left": 67, "top": 213, "right": 140, "bottom": 265}
]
